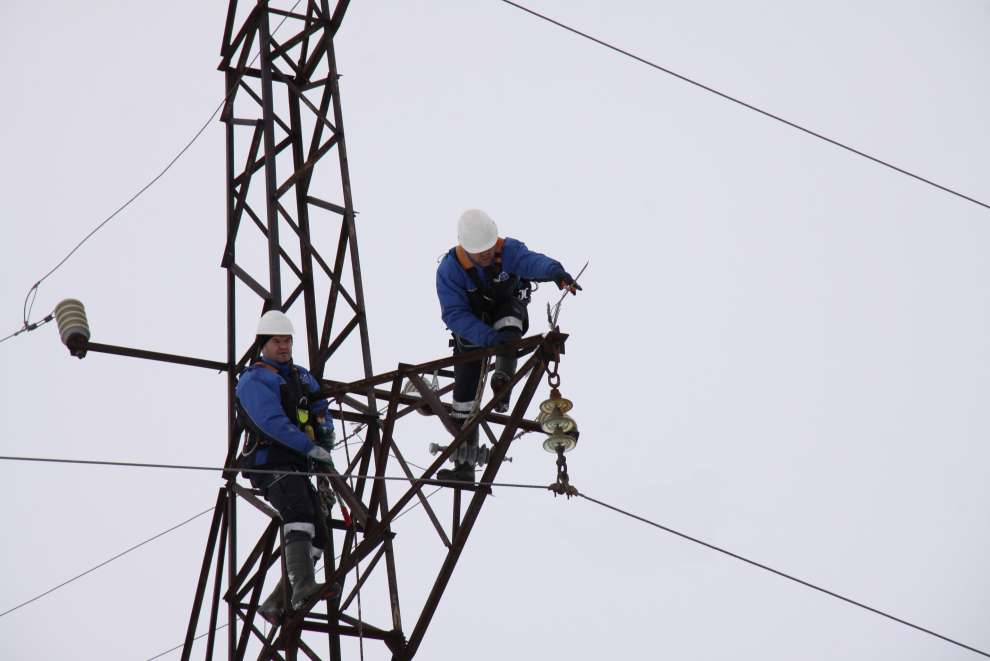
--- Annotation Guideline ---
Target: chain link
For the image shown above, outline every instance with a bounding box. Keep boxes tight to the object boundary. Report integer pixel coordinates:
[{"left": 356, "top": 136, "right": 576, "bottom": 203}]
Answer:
[
  {"left": 548, "top": 445, "right": 578, "bottom": 498},
  {"left": 545, "top": 344, "right": 562, "bottom": 389}
]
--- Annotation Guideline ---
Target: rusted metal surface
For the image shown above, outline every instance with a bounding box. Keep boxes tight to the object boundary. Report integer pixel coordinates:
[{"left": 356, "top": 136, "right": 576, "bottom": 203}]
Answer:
[
  {"left": 83, "top": 341, "right": 228, "bottom": 372},
  {"left": 61, "top": 2, "right": 578, "bottom": 659}
]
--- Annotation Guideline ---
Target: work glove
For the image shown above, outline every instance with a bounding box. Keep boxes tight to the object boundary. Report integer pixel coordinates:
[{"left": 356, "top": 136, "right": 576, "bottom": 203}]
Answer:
[
  {"left": 553, "top": 270, "right": 582, "bottom": 294},
  {"left": 315, "top": 418, "right": 336, "bottom": 451},
  {"left": 307, "top": 446, "right": 334, "bottom": 466},
  {"left": 493, "top": 328, "right": 520, "bottom": 347}
]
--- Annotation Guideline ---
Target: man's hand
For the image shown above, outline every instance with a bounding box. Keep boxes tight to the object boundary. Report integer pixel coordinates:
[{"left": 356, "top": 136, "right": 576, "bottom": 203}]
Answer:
[
  {"left": 493, "top": 328, "right": 520, "bottom": 347},
  {"left": 315, "top": 418, "right": 335, "bottom": 451},
  {"left": 308, "top": 446, "right": 334, "bottom": 466},
  {"left": 554, "top": 270, "right": 582, "bottom": 295}
]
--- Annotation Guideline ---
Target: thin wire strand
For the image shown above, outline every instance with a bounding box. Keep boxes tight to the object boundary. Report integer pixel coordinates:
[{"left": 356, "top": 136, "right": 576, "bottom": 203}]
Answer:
[
  {"left": 4, "top": 448, "right": 982, "bottom": 658},
  {"left": 500, "top": 0, "right": 990, "bottom": 213},
  {"left": 8, "top": 0, "right": 303, "bottom": 343},
  {"left": 0, "top": 506, "right": 215, "bottom": 619},
  {"left": 578, "top": 492, "right": 990, "bottom": 659},
  {"left": 0, "top": 455, "right": 548, "bottom": 490},
  {"left": 0, "top": 312, "right": 54, "bottom": 346},
  {"left": 145, "top": 624, "right": 226, "bottom": 661}
]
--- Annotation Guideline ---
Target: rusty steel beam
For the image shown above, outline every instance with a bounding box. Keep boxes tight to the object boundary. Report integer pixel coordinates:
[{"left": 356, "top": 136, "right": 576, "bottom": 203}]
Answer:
[
  {"left": 155, "top": 3, "right": 581, "bottom": 658},
  {"left": 181, "top": 489, "right": 226, "bottom": 661},
  {"left": 84, "top": 341, "right": 228, "bottom": 372},
  {"left": 318, "top": 334, "right": 551, "bottom": 398},
  {"left": 398, "top": 360, "right": 549, "bottom": 660}
]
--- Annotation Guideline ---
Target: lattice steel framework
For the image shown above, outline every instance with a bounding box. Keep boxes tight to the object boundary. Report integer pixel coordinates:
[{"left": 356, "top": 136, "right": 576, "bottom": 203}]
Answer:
[{"left": 71, "top": 1, "right": 568, "bottom": 659}]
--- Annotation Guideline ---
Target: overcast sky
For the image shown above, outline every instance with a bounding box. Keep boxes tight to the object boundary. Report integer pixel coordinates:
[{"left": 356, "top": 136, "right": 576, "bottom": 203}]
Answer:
[{"left": 2, "top": 1, "right": 990, "bottom": 659}]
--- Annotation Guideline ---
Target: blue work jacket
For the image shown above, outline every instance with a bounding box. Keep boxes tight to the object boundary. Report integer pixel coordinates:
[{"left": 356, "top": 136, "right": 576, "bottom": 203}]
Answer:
[
  {"left": 436, "top": 236, "right": 563, "bottom": 347},
  {"left": 235, "top": 357, "right": 330, "bottom": 465}
]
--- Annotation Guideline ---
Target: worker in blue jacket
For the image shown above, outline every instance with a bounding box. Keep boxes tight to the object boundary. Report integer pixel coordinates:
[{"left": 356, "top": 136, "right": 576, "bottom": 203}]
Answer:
[
  {"left": 435, "top": 209, "right": 580, "bottom": 482},
  {"left": 235, "top": 309, "right": 336, "bottom": 622}
]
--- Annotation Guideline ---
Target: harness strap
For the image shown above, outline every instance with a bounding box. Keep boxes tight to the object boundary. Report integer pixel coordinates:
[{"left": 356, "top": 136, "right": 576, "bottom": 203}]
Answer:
[{"left": 248, "top": 361, "right": 311, "bottom": 432}]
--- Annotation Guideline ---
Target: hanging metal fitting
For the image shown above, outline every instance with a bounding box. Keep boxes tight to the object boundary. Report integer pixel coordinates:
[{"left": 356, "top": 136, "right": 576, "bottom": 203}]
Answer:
[
  {"left": 548, "top": 444, "right": 578, "bottom": 498},
  {"left": 428, "top": 442, "right": 511, "bottom": 467},
  {"left": 539, "top": 388, "right": 578, "bottom": 453}
]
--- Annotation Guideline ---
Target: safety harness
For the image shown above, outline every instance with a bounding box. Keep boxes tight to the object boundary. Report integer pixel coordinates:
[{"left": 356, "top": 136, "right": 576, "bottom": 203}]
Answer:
[
  {"left": 237, "top": 362, "right": 317, "bottom": 468},
  {"left": 451, "top": 238, "right": 532, "bottom": 324}
]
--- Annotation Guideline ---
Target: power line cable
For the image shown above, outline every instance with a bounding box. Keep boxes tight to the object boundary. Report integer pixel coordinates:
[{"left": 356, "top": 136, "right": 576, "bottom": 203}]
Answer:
[
  {"left": 578, "top": 492, "right": 990, "bottom": 659},
  {"left": 2, "top": 452, "right": 982, "bottom": 657},
  {"left": 0, "top": 443, "right": 439, "bottom": 656},
  {"left": 0, "top": 454, "right": 548, "bottom": 490},
  {"left": 146, "top": 625, "right": 225, "bottom": 661},
  {"left": 3, "top": 0, "right": 303, "bottom": 346},
  {"left": 0, "top": 506, "right": 214, "bottom": 619},
  {"left": 499, "top": 0, "right": 990, "bottom": 213},
  {"left": 0, "top": 312, "right": 54, "bottom": 346}
]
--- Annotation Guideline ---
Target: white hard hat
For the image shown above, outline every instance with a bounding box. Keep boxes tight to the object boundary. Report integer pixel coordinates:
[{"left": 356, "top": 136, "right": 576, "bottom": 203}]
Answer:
[
  {"left": 457, "top": 209, "right": 498, "bottom": 253},
  {"left": 256, "top": 310, "right": 294, "bottom": 336}
]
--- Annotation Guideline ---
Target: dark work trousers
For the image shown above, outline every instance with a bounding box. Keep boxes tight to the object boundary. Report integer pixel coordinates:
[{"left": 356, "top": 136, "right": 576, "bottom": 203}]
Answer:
[
  {"left": 451, "top": 299, "right": 528, "bottom": 422},
  {"left": 249, "top": 463, "right": 330, "bottom": 551},
  {"left": 452, "top": 334, "right": 485, "bottom": 423}
]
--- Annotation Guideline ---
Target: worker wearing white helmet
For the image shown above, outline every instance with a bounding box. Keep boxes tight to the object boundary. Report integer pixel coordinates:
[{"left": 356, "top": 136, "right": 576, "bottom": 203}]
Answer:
[
  {"left": 435, "top": 209, "right": 580, "bottom": 482},
  {"left": 234, "top": 309, "right": 339, "bottom": 621}
]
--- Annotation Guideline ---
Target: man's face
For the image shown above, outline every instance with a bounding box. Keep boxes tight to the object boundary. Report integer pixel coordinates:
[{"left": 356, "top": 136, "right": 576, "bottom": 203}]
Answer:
[
  {"left": 261, "top": 335, "right": 293, "bottom": 363},
  {"left": 469, "top": 246, "right": 497, "bottom": 268}
]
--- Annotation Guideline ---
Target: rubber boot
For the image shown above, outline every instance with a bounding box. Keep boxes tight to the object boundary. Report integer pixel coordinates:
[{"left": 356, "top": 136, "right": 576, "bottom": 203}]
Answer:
[
  {"left": 437, "top": 422, "right": 478, "bottom": 484},
  {"left": 285, "top": 534, "right": 324, "bottom": 611},
  {"left": 258, "top": 579, "right": 287, "bottom": 624}
]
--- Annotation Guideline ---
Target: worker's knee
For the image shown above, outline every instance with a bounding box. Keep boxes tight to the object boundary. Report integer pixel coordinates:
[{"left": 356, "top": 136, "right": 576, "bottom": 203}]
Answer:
[
  {"left": 492, "top": 299, "right": 528, "bottom": 335},
  {"left": 283, "top": 521, "right": 316, "bottom": 543},
  {"left": 266, "top": 475, "right": 318, "bottom": 525}
]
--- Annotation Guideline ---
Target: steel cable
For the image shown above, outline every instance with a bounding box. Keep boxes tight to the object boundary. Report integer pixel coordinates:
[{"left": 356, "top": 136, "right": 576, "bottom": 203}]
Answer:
[
  {"left": 0, "top": 454, "right": 549, "bottom": 490},
  {"left": 3, "top": 0, "right": 303, "bottom": 346},
  {"left": 1, "top": 453, "right": 983, "bottom": 658},
  {"left": 500, "top": 0, "right": 990, "bottom": 213},
  {"left": 0, "top": 506, "right": 215, "bottom": 619},
  {"left": 577, "top": 491, "right": 990, "bottom": 658}
]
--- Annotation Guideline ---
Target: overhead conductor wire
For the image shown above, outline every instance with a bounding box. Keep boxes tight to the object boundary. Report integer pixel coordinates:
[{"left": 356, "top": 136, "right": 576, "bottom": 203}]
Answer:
[
  {"left": 0, "top": 506, "right": 215, "bottom": 619},
  {"left": 500, "top": 0, "right": 990, "bottom": 213},
  {"left": 10, "top": 2, "right": 984, "bottom": 658},
  {"left": 2, "top": 453, "right": 987, "bottom": 659},
  {"left": 1, "top": 0, "right": 303, "bottom": 346},
  {"left": 577, "top": 492, "right": 989, "bottom": 659},
  {"left": 0, "top": 454, "right": 549, "bottom": 490}
]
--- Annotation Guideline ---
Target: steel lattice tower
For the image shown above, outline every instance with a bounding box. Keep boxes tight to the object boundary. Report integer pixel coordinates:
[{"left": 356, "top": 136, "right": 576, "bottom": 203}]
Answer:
[{"left": 67, "top": 2, "right": 568, "bottom": 659}]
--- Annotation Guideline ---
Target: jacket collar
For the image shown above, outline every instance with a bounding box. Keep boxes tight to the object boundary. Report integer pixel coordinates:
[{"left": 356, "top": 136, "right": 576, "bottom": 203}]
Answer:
[{"left": 259, "top": 356, "right": 293, "bottom": 375}]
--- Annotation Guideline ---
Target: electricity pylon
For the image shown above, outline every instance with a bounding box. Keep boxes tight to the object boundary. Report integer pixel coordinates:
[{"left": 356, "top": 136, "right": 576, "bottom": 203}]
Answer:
[{"left": 57, "top": 2, "right": 567, "bottom": 658}]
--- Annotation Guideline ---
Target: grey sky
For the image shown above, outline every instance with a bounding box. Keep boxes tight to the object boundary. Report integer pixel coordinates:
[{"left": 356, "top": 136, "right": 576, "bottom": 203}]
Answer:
[{"left": 2, "top": 1, "right": 989, "bottom": 659}]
